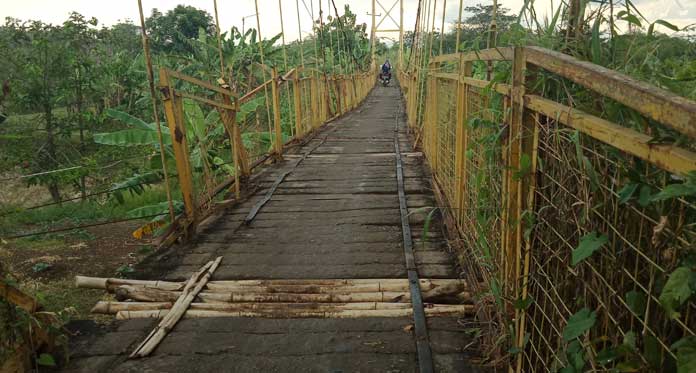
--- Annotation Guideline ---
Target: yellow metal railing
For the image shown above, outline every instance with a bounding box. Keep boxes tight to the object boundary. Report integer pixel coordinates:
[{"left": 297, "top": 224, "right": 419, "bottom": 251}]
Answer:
[
  {"left": 399, "top": 46, "right": 696, "bottom": 371},
  {"left": 159, "top": 66, "right": 376, "bottom": 244}
]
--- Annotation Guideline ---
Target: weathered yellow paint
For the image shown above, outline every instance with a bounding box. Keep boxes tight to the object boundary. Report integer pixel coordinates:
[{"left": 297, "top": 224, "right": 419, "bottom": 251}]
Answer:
[
  {"left": 271, "top": 68, "right": 283, "bottom": 159},
  {"left": 159, "top": 68, "right": 196, "bottom": 235},
  {"left": 527, "top": 95, "right": 696, "bottom": 175},
  {"left": 293, "top": 70, "right": 303, "bottom": 137},
  {"left": 525, "top": 46, "right": 696, "bottom": 139}
]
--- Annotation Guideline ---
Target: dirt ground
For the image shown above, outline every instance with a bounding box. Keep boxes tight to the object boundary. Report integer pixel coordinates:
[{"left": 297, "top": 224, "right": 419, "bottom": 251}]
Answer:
[{"left": 1, "top": 221, "right": 152, "bottom": 317}]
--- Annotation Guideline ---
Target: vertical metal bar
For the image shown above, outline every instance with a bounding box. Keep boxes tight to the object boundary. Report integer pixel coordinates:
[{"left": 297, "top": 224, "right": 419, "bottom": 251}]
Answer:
[
  {"left": 271, "top": 68, "right": 283, "bottom": 158},
  {"left": 293, "top": 70, "right": 303, "bottom": 136},
  {"left": 159, "top": 69, "right": 196, "bottom": 236},
  {"left": 513, "top": 48, "right": 538, "bottom": 373},
  {"left": 456, "top": 61, "right": 472, "bottom": 224},
  {"left": 454, "top": 79, "right": 465, "bottom": 228}
]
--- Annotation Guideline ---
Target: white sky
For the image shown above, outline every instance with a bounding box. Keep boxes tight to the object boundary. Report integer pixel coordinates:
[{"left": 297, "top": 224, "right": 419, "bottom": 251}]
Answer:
[{"left": 1, "top": 0, "right": 694, "bottom": 43}]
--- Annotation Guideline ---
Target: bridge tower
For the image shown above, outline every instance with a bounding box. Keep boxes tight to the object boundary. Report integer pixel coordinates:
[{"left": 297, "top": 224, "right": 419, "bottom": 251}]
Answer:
[{"left": 370, "top": 0, "right": 404, "bottom": 69}]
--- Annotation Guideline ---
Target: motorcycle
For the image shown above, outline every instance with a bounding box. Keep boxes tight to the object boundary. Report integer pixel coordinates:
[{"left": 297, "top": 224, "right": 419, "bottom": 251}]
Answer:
[{"left": 379, "top": 71, "right": 391, "bottom": 86}]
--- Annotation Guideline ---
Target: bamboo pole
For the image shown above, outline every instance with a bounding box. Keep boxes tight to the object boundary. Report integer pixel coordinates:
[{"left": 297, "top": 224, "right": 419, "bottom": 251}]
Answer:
[
  {"left": 112, "top": 286, "right": 471, "bottom": 304},
  {"left": 116, "top": 305, "right": 474, "bottom": 320},
  {"left": 93, "top": 301, "right": 415, "bottom": 314},
  {"left": 129, "top": 257, "right": 222, "bottom": 358},
  {"left": 76, "top": 276, "right": 466, "bottom": 291}
]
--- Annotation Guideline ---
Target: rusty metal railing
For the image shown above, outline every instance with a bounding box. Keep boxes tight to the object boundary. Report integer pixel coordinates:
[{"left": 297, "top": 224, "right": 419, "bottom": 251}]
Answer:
[{"left": 399, "top": 46, "right": 696, "bottom": 371}]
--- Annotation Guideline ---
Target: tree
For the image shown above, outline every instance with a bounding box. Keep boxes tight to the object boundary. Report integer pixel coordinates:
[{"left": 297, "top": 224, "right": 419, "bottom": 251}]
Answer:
[
  {"left": 460, "top": 3, "right": 517, "bottom": 34},
  {"left": 63, "top": 12, "right": 100, "bottom": 199},
  {"left": 314, "top": 5, "right": 371, "bottom": 72},
  {"left": 2, "top": 19, "right": 73, "bottom": 202},
  {"left": 145, "top": 6, "right": 214, "bottom": 55}
]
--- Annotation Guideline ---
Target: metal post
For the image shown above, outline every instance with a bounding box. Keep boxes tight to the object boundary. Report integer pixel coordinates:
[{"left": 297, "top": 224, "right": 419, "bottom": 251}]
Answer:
[
  {"left": 271, "top": 68, "right": 283, "bottom": 158},
  {"left": 293, "top": 70, "right": 303, "bottom": 136},
  {"left": 159, "top": 69, "right": 196, "bottom": 237}
]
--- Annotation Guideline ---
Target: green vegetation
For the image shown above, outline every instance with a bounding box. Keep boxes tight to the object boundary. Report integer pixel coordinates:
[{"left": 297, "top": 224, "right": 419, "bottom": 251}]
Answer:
[
  {"left": 0, "top": 4, "right": 376, "bottom": 239},
  {"left": 0, "top": 6, "right": 375, "bottom": 368}
]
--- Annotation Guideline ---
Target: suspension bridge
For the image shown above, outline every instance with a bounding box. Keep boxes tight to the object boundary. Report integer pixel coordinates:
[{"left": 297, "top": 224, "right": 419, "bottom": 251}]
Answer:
[{"left": 3, "top": 0, "right": 696, "bottom": 372}]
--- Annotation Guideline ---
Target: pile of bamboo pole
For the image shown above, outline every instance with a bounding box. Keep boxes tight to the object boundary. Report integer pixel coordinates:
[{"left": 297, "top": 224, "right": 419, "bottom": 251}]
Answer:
[{"left": 77, "top": 276, "right": 473, "bottom": 319}]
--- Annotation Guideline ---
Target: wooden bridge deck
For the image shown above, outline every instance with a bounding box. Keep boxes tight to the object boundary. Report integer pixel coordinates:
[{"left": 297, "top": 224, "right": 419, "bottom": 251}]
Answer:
[{"left": 65, "top": 84, "right": 481, "bottom": 372}]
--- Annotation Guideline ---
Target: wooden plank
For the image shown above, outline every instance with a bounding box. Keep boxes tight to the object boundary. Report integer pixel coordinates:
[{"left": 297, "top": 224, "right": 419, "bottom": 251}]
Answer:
[
  {"left": 526, "top": 95, "right": 696, "bottom": 175},
  {"left": 525, "top": 46, "right": 696, "bottom": 138}
]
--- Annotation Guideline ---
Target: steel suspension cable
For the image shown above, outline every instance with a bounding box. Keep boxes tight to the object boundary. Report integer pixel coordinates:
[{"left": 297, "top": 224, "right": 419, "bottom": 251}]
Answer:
[
  {"left": 212, "top": 0, "right": 225, "bottom": 77},
  {"left": 439, "top": 0, "right": 446, "bottom": 55},
  {"left": 428, "top": 0, "right": 437, "bottom": 58},
  {"left": 278, "top": 0, "right": 289, "bottom": 71},
  {"left": 213, "top": 0, "right": 242, "bottom": 199},
  {"left": 277, "top": 0, "right": 295, "bottom": 137},
  {"left": 253, "top": 0, "right": 275, "bottom": 149},
  {"left": 137, "top": 0, "right": 175, "bottom": 224},
  {"left": 406, "top": 0, "right": 423, "bottom": 71},
  {"left": 456, "top": 0, "right": 463, "bottom": 53},
  {"left": 415, "top": 0, "right": 434, "bottom": 134},
  {"left": 295, "top": 0, "right": 306, "bottom": 69}
]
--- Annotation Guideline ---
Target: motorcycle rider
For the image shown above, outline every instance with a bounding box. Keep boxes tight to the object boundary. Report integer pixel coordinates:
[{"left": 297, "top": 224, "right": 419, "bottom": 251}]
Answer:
[
  {"left": 381, "top": 59, "right": 391, "bottom": 77},
  {"left": 380, "top": 59, "right": 392, "bottom": 85}
]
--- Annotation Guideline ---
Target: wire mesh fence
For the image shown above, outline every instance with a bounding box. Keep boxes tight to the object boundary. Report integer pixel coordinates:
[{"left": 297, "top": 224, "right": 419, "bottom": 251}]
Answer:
[{"left": 399, "top": 47, "right": 696, "bottom": 371}]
